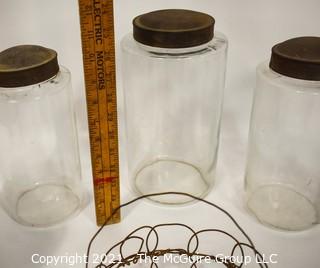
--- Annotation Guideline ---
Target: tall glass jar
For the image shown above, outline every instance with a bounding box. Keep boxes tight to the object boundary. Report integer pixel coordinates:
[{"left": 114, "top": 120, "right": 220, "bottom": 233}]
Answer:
[
  {"left": 0, "top": 45, "right": 84, "bottom": 227},
  {"left": 121, "top": 9, "right": 228, "bottom": 204},
  {"left": 245, "top": 37, "right": 320, "bottom": 230}
]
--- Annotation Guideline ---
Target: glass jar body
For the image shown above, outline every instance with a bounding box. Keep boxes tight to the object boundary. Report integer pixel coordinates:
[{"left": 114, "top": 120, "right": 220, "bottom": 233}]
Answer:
[
  {"left": 121, "top": 33, "right": 228, "bottom": 203},
  {"left": 0, "top": 67, "right": 84, "bottom": 227},
  {"left": 245, "top": 62, "right": 320, "bottom": 230}
]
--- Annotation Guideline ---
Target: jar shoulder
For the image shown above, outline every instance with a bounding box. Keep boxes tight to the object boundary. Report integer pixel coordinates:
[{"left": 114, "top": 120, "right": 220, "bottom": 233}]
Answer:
[
  {"left": 121, "top": 32, "right": 228, "bottom": 58},
  {"left": 0, "top": 66, "right": 71, "bottom": 102},
  {"left": 0, "top": 66, "right": 71, "bottom": 92},
  {"left": 257, "top": 62, "right": 320, "bottom": 90}
]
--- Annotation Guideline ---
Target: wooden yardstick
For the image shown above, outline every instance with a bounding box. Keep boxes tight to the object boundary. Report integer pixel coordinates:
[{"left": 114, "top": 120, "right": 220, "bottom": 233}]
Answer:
[{"left": 78, "top": 0, "right": 120, "bottom": 226}]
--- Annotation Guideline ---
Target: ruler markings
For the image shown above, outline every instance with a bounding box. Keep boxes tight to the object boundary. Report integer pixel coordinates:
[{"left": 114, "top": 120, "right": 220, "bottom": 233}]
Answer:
[{"left": 78, "top": 0, "right": 120, "bottom": 226}]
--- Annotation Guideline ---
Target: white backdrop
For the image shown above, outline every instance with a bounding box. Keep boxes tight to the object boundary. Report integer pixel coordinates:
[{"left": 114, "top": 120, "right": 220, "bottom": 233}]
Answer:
[{"left": 0, "top": 0, "right": 320, "bottom": 267}]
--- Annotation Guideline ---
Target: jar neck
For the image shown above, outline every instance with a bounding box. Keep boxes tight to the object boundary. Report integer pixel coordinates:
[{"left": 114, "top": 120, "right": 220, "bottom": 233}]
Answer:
[
  {"left": 0, "top": 67, "right": 70, "bottom": 103},
  {"left": 135, "top": 40, "right": 212, "bottom": 55},
  {"left": 258, "top": 62, "right": 320, "bottom": 90}
]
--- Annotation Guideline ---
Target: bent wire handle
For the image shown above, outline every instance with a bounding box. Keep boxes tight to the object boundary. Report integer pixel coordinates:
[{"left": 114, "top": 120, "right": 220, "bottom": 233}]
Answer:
[{"left": 86, "top": 192, "right": 266, "bottom": 268}]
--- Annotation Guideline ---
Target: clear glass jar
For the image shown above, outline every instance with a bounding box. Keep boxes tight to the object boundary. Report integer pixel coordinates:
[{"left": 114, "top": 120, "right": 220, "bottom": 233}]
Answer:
[
  {"left": 245, "top": 37, "right": 320, "bottom": 230},
  {"left": 121, "top": 10, "right": 228, "bottom": 204},
  {"left": 0, "top": 45, "right": 84, "bottom": 227}
]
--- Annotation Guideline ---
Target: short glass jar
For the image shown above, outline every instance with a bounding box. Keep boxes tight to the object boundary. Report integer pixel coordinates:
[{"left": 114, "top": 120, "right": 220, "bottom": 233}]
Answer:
[
  {"left": 121, "top": 10, "right": 228, "bottom": 204},
  {"left": 0, "top": 45, "right": 84, "bottom": 227},
  {"left": 245, "top": 37, "right": 320, "bottom": 230}
]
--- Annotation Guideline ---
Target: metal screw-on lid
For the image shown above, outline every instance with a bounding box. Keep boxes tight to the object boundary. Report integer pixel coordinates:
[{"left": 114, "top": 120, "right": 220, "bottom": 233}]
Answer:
[
  {"left": 133, "top": 9, "right": 215, "bottom": 48},
  {"left": 0, "top": 45, "right": 59, "bottom": 88},
  {"left": 270, "top": 36, "right": 320, "bottom": 81}
]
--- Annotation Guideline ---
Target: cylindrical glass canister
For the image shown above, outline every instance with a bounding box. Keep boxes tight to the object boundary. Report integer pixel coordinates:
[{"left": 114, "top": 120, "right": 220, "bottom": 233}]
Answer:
[
  {"left": 121, "top": 9, "right": 228, "bottom": 203},
  {"left": 0, "top": 45, "right": 84, "bottom": 227},
  {"left": 245, "top": 37, "right": 320, "bottom": 230}
]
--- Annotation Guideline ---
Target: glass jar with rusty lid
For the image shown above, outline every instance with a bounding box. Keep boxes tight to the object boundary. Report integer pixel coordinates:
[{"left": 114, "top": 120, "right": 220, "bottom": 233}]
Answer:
[
  {"left": 0, "top": 45, "right": 85, "bottom": 227},
  {"left": 245, "top": 36, "right": 320, "bottom": 230},
  {"left": 121, "top": 9, "right": 228, "bottom": 204}
]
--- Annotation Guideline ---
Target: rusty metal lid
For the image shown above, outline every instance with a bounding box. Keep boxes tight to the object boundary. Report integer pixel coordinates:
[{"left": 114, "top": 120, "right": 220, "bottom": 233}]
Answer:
[
  {"left": 133, "top": 9, "right": 215, "bottom": 48},
  {"left": 270, "top": 36, "right": 320, "bottom": 81},
  {"left": 0, "top": 45, "right": 59, "bottom": 88}
]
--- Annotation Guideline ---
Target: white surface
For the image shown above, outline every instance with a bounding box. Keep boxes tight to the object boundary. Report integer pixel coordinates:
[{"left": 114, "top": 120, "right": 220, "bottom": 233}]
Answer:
[{"left": 0, "top": 0, "right": 320, "bottom": 267}]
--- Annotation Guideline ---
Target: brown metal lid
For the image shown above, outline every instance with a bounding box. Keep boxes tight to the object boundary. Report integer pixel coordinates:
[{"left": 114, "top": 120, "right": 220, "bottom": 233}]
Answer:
[
  {"left": 270, "top": 36, "right": 320, "bottom": 81},
  {"left": 133, "top": 9, "right": 215, "bottom": 48},
  {"left": 0, "top": 45, "right": 59, "bottom": 88}
]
